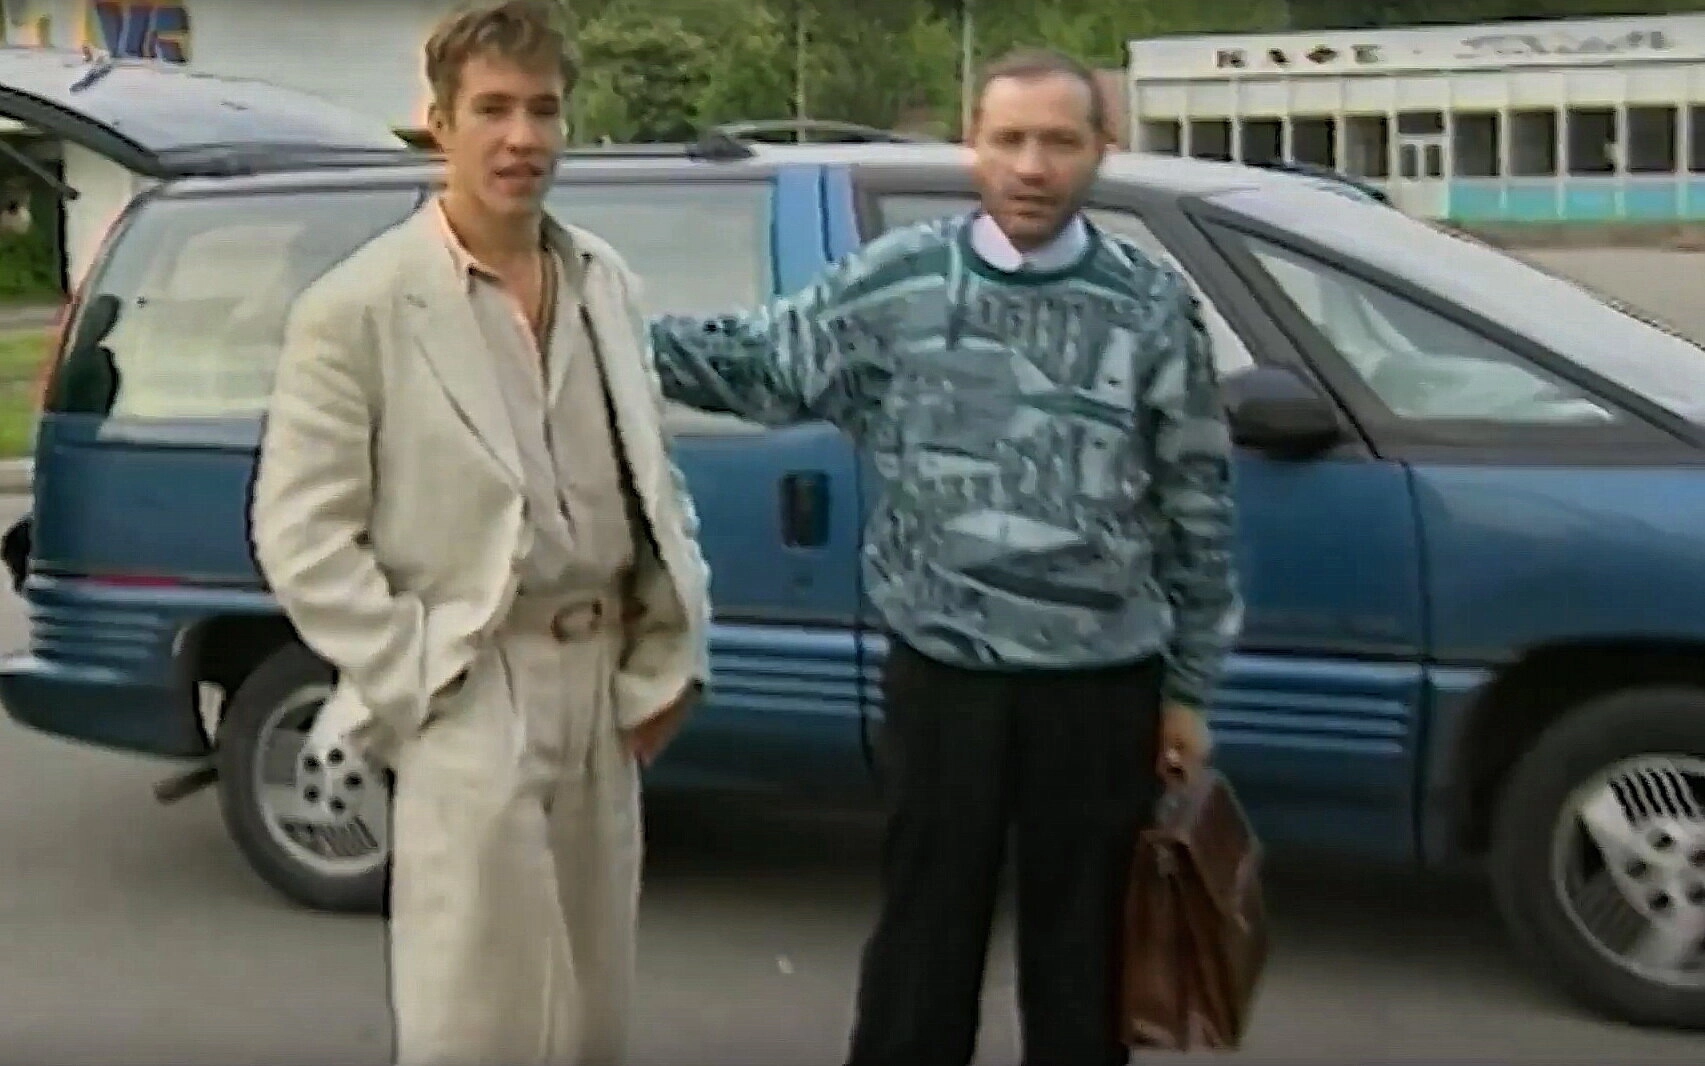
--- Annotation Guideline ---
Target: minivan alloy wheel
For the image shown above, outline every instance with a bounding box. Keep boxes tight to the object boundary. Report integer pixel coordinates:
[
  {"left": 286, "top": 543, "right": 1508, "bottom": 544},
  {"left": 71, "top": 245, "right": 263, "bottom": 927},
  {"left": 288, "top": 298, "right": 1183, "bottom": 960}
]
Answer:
[
  {"left": 1552, "top": 755, "right": 1705, "bottom": 987},
  {"left": 253, "top": 683, "right": 390, "bottom": 879},
  {"left": 217, "top": 641, "right": 391, "bottom": 912}
]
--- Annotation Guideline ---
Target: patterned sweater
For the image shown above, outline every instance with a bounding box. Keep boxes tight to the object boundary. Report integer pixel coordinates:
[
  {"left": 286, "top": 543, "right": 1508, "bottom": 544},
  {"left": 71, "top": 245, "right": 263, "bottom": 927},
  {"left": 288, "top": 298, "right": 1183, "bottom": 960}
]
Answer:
[{"left": 648, "top": 213, "right": 1242, "bottom": 708}]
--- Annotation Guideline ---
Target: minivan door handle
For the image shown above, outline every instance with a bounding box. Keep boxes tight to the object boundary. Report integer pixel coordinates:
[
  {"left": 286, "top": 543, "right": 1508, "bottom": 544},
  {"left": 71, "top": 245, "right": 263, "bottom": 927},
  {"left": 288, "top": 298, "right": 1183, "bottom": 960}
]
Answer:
[{"left": 779, "top": 470, "right": 830, "bottom": 548}]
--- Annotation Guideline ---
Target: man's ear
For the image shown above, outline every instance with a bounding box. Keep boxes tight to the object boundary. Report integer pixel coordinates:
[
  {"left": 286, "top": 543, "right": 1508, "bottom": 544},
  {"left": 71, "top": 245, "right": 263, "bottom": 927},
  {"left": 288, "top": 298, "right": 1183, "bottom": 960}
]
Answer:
[{"left": 426, "top": 101, "right": 451, "bottom": 150}]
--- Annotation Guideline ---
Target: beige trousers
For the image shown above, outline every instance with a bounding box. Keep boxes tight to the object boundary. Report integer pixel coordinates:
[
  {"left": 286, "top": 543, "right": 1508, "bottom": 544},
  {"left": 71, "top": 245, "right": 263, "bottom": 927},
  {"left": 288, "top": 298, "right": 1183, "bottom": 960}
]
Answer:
[{"left": 387, "top": 590, "right": 642, "bottom": 1066}]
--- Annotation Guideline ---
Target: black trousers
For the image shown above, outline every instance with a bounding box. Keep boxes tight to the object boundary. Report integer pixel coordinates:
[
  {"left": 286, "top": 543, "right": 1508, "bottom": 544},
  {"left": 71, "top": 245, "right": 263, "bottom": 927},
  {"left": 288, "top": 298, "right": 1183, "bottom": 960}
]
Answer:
[{"left": 845, "top": 640, "right": 1166, "bottom": 1066}]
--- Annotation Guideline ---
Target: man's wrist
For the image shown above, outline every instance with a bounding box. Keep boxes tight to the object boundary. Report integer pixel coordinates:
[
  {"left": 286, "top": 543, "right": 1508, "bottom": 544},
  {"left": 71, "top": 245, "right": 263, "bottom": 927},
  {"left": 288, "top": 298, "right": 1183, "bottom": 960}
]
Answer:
[{"left": 1159, "top": 679, "right": 1206, "bottom": 712}]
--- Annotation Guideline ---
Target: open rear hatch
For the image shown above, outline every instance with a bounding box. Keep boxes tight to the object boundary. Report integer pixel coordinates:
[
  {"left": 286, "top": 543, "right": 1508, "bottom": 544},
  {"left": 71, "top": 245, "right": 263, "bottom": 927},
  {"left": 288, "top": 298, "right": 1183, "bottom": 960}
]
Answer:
[{"left": 0, "top": 45, "right": 408, "bottom": 182}]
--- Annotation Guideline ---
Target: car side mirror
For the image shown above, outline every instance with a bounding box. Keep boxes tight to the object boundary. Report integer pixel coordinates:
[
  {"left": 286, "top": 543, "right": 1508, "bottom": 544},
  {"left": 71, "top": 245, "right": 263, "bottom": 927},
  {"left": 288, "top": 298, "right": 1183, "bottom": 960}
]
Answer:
[{"left": 1222, "top": 365, "right": 1344, "bottom": 458}]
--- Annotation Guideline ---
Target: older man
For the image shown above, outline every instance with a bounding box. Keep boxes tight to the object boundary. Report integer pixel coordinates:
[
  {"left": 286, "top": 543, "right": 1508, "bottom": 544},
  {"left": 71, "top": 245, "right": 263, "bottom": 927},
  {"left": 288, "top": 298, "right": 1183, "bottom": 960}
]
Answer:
[
  {"left": 647, "top": 48, "right": 1240, "bottom": 1066},
  {"left": 249, "top": 3, "right": 710, "bottom": 1064}
]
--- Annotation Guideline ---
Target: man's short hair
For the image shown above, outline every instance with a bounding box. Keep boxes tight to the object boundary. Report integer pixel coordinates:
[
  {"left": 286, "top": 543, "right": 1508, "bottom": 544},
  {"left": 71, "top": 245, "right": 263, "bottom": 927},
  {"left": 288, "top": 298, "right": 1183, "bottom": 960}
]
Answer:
[
  {"left": 424, "top": 0, "right": 577, "bottom": 111},
  {"left": 974, "top": 47, "right": 1109, "bottom": 137}
]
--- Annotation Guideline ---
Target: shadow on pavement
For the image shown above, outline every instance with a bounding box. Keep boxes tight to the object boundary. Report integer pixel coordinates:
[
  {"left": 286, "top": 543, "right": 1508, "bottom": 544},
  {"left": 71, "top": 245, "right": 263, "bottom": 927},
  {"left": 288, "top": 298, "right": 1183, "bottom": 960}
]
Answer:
[{"left": 638, "top": 792, "right": 1580, "bottom": 1020}]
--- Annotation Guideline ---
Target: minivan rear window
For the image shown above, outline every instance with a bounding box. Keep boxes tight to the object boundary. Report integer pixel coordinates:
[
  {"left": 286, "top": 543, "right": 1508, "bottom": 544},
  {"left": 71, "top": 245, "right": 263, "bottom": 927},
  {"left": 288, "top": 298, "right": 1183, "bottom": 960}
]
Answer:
[{"left": 47, "top": 187, "right": 419, "bottom": 420}]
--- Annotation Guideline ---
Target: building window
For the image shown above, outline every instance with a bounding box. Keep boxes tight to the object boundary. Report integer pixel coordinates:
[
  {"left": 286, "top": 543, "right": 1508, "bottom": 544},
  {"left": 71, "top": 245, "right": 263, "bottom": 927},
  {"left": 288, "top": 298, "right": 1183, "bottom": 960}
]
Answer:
[
  {"left": 1510, "top": 110, "right": 1558, "bottom": 176},
  {"left": 1188, "top": 119, "right": 1231, "bottom": 161},
  {"left": 1396, "top": 111, "right": 1444, "bottom": 137},
  {"left": 1291, "top": 116, "right": 1337, "bottom": 168},
  {"left": 1623, "top": 106, "right": 1677, "bottom": 172},
  {"left": 1623, "top": 106, "right": 1677, "bottom": 174},
  {"left": 1344, "top": 116, "right": 1390, "bottom": 178},
  {"left": 1453, "top": 113, "right": 1499, "bottom": 178},
  {"left": 1139, "top": 120, "right": 1181, "bottom": 155},
  {"left": 1239, "top": 117, "right": 1282, "bottom": 165},
  {"left": 1566, "top": 108, "right": 1616, "bottom": 175},
  {"left": 1689, "top": 106, "right": 1704, "bottom": 174},
  {"left": 1398, "top": 141, "right": 1443, "bottom": 179}
]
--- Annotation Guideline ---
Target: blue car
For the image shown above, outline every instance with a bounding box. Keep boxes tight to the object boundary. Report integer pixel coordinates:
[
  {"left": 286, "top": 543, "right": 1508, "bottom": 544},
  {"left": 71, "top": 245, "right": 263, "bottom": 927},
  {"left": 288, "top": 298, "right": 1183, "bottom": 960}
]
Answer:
[{"left": 5, "top": 51, "right": 1705, "bottom": 1030}]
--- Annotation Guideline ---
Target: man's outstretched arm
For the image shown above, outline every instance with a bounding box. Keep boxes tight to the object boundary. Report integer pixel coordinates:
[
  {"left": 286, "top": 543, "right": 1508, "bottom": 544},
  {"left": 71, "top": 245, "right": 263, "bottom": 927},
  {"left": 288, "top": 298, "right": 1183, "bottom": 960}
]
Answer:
[{"left": 648, "top": 248, "right": 895, "bottom": 433}]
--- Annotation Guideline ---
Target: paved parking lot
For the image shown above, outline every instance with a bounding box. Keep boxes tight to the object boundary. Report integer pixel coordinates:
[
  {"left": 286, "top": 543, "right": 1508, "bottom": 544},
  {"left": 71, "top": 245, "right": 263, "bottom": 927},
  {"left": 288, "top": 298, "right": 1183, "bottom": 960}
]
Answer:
[
  {"left": 1514, "top": 247, "right": 1705, "bottom": 346},
  {"left": 3, "top": 492, "right": 1703, "bottom": 1063}
]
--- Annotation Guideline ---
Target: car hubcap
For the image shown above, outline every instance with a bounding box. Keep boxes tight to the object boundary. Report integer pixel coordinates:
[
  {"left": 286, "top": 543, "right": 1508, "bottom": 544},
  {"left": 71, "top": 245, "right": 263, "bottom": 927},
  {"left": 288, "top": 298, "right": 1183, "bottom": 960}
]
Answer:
[
  {"left": 253, "top": 684, "right": 390, "bottom": 879},
  {"left": 1551, "top": 755, "right": 1705, "bottom": 987}
]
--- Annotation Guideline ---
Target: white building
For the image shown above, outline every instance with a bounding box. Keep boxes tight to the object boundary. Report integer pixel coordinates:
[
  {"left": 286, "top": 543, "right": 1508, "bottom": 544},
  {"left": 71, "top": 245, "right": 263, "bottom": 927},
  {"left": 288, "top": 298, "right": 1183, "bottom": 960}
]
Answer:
[{"left": 1126, "top": 14, "right": 1705, "bottom": 222}]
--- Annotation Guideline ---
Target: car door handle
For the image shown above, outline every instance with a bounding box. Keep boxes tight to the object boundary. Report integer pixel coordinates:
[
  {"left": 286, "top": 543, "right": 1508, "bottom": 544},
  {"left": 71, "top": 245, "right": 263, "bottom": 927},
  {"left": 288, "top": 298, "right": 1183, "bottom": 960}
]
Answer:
[{"left": 779, "top": 470, "right": 830, "bottom": 548}]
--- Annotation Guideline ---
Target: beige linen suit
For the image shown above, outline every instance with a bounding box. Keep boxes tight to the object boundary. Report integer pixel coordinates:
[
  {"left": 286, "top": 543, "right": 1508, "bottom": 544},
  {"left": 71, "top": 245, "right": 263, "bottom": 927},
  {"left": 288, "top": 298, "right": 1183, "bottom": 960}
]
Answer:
[{"left": 249, "top": 204, "right": 711, "bottom": 1066}]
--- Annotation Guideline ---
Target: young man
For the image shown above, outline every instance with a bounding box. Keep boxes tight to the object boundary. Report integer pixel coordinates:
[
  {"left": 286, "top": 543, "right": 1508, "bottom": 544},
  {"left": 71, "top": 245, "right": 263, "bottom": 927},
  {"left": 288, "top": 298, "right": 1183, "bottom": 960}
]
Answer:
[
  {"left": 249, "top": 3, "right": 710, "bottom": 1063},
  {"left": 648, "top": 48, "right": 1240, "bottom": 1066}
]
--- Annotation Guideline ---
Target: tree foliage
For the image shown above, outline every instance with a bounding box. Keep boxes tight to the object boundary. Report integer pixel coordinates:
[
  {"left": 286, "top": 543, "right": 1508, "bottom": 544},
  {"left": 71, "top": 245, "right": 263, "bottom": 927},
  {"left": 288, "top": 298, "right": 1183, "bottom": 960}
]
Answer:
[
  {"left": 557, "top": 0, "right": 1705, "bottom": 143},
  {"left": 571, "top": 12, "right": 711, "bottom": 142}
]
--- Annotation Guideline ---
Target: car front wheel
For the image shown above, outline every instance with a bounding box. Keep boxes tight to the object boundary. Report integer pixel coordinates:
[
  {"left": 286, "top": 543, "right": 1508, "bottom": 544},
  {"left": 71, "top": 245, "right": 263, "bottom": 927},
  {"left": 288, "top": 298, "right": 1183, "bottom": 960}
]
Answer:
[
  {"left": 1490, "top": 685, "right": 1705, "bottom": 1029},
  {"left": 215, "top": 642, "right": 390, "bottom": 913}
]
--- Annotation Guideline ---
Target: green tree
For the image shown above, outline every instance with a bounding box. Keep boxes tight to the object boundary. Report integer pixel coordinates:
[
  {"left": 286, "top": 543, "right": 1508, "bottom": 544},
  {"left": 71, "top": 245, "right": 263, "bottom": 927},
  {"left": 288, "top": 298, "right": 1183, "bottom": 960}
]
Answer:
[
  {"left": 571, "top": 11, "right": 712, "bottom": 141},
  {"left": 795, "top": 0, "right": 961, "bottom": 131},
  {"left": 685, "top": 0, "right": 798, "bottom": 127}
]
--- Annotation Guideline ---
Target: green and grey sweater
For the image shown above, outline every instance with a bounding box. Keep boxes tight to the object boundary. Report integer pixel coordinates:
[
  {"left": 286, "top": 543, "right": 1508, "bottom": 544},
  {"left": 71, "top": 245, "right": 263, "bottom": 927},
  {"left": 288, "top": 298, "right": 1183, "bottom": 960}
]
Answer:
[{"left": 647, "top": 213, "right": 1242, "bottom": 708}]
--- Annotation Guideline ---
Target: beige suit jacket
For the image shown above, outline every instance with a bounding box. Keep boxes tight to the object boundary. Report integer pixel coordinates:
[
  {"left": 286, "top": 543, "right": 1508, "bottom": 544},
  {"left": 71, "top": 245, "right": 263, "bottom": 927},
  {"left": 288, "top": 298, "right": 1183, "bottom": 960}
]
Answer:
[{"left": 250, "top": 206, "right": 712, "bottom": 767}]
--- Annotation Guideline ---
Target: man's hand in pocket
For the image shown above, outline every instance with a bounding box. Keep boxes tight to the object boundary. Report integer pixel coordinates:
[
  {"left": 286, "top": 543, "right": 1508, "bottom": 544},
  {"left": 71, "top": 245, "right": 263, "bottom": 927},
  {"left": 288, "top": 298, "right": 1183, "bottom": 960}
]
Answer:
[{"left": 622, "top": 683, "right": 698, "bottom": 766}]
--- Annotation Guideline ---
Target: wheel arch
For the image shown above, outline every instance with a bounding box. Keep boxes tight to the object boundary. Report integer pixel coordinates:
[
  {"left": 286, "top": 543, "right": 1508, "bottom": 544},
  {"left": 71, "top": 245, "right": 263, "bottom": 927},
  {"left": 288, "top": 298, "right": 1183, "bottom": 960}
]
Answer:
[
  {"left": 180, "top": 611, "right": 303, "bottom": 742},
  {"left": 1445, "top": 637, "right": 1705, "bottom": 858}
]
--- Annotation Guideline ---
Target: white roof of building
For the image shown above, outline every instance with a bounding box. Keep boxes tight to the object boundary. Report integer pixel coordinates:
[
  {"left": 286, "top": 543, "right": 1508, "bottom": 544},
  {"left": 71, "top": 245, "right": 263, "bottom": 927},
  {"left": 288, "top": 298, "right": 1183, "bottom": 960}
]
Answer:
[{"left": 1126, "top": 13, "right": 1705, "bottom": 81}]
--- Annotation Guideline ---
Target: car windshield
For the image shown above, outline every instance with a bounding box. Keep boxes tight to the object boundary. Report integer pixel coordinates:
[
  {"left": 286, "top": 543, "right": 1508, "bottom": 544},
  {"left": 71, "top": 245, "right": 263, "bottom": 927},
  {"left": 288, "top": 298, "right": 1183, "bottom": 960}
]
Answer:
[{"left": 1206, "top": 185, "right": 1705, "bottom": 425}]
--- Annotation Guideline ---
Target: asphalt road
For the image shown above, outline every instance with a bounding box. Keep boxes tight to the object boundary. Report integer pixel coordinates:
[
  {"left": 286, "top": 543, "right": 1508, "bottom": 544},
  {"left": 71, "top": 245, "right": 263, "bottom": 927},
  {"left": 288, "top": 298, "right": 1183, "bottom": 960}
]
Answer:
[
  {"left": 1514, "top": 248, "right": 1705, "bottom": 346},
  {"left": 6, "top": 248, "right": 1705, "bottom": 1063},
  {"left": 3, "top": 513, "right": 1704, "bottom": 1063}
]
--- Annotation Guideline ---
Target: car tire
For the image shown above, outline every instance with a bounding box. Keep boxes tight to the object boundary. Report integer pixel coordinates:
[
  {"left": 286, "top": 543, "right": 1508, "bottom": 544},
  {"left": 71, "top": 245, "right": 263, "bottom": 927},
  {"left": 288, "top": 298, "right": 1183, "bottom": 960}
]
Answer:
[
  {"left": 1489, "top": 685, "right": 1705, "bottom": 1029},
  {"left": 215, "top": 642, "right": 390, "bottom": 914}
]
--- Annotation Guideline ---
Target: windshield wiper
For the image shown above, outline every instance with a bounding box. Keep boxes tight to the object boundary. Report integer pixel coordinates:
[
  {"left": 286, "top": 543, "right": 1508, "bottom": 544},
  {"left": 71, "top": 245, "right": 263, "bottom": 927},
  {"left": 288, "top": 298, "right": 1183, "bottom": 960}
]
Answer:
[{"left": 69, "top": 54, "right": 116, "bottom": 94}]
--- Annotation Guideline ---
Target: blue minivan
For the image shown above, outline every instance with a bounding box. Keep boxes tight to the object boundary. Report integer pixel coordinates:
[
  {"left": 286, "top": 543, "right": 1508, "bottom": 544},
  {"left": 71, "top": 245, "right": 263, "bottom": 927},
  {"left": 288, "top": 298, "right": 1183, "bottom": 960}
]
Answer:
[{"left": 5, "top": 50, "right": 1705, "bottom": 1030}]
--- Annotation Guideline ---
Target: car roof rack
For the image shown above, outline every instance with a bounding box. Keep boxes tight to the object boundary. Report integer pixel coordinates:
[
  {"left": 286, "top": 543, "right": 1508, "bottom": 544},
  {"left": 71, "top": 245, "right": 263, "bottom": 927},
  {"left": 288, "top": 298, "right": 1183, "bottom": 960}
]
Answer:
[
  {"left": 559, "top": 120, "right": 931, "bottom": 160},
  {"left": 1244, "top": 159, "right": 1390, "bottom": 204},
  {"left": 157, "top": 138, "right": 761, "bottom": 176},
  {"left": 142, "top": 117, "right": 933, "bottom": 178},
  {"left": 152, "top": 143, "right": 426, "bottom": 176},
  {"left": 155, "top": 120, "right": 949, "bottom": 179},
  {"left": 701, "top": 118, "right": 937, "bottom": 145}
]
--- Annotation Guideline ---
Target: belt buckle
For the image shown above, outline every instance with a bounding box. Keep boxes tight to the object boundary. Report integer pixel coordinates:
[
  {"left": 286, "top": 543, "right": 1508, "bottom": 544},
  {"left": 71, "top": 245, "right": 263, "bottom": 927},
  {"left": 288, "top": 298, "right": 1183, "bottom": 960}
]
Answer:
[{"left": 548, "top": 599, "right": 604, "bottom": 642}]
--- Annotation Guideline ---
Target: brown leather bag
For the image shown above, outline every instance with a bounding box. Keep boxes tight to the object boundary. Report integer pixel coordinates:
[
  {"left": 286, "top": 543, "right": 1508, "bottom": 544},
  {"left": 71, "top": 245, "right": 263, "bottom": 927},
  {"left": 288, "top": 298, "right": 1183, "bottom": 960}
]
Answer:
[{"left": 1120, "top": 768, "right": 1270, "bottom": 1051}]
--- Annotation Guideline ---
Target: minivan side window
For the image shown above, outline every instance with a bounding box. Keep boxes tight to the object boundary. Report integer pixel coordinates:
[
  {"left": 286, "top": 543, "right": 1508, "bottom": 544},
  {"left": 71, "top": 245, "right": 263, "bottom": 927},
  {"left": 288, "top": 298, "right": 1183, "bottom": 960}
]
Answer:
[
  {"left": 49, "top": 188, "right": 420, "bottom": 420},
  {"left": 871, "top": 193, "right": 1255, "bottom": 375},
  {"left": 544, "top": 181, "right": 774, "bottom": 437},
  {"left": 1236, "top": 234, "right": 1625, "bottom": 426}
]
